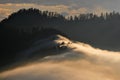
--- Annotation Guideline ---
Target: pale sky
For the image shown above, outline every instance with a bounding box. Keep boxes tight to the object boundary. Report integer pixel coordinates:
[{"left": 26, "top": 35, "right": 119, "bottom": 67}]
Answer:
[{"left": 0, "top": 0, "right": 120, "bottom": 21}]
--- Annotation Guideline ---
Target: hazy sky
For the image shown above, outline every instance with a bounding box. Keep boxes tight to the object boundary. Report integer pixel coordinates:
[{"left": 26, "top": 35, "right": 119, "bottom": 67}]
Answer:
[{"left": 0, "top": 0, "right": 120, "bottom": 20}]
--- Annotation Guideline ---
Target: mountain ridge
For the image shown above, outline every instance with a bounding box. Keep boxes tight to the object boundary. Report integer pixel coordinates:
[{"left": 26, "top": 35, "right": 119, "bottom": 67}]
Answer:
[{"left": 0, "top": 8, "right": 120, "bottom": 50}]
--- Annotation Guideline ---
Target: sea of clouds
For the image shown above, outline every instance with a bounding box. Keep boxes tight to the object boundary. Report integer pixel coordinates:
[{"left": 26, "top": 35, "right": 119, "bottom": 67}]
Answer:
[{"left": 0, "top": 41, "right": 120, "bottom": 80}]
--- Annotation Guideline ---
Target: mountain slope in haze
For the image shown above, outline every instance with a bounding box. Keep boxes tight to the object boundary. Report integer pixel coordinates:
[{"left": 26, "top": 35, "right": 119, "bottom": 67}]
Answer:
[
  {"left": 18, "top": 35, "right": 72, "bottom": 60},
  {"left": 0, "top": 34, "right": 71, "bottom": 72},
  {"left": 0, "top": 27, "right": 68, "bottom": 70}
]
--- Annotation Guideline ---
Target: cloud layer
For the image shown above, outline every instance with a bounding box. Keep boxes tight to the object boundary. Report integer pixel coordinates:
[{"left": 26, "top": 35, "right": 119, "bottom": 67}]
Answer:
[
  {"left": 0, "top": 3, "right": 109, "bottom": 21},
  {"left": 0, "top": 41, "right": 120, "bottom": 80},
  {"left": 0, "top": 0, "right": 120, "bottom": 11}
]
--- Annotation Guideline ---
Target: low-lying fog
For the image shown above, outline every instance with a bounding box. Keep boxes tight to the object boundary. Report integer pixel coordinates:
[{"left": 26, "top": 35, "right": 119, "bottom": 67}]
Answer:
[{"left": 0, "top": 38, "right": 120, "bottom": 80}]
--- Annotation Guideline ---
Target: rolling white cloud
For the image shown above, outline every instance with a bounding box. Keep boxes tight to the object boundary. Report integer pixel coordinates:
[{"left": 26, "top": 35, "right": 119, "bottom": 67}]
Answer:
[{"left": 0, "top": 36, "right": 120, "bottom": 80}]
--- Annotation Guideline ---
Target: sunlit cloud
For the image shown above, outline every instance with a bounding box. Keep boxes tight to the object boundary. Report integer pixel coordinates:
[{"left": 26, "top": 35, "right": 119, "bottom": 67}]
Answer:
[
  {"left": 0, "top": 3, "right": 109, "bottom": 21},
  {"left": 0, "top": 3, "right": 69, "bottom": 20},
  {"left": 92, "top": 6, "right": 109, "bottom": 16},
  {"left": 37, "top": 5, "right": 70, "bottom": 14},
  {"left": 0, "top": 3, "right": 35, "bottom": 20},
  {"left": 0, "top": 38, "right": 120, "bottom": 80},
  {"left": 67, "top": 8, "right": 88, "bottom": 16},
  {"left": 0, "top": 8, "right": 11, "bottom": 16}
]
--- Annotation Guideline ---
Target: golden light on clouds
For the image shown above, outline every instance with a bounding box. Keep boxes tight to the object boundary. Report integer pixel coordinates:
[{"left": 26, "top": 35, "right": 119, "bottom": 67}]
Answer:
[
  {"left": 0, "top": 3, "right": 109, "bottom": 20},
  {"left": 68, "top": 8, "right": 88, "bottom": 16},
  {"left": 37, "top": 5, "right": 70, "bottom": 13},
  {"left": 0, "top": 8, "right": 11, "bottom": 16},
  {"left": 0, "top": 3, "right": 35, "bottom": 20},
  {"left": 1, "top": 39, "right": 120, "bottom": 80},
  {"left": 93, "top": 6, "right": 109, "bottom": 16}
]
